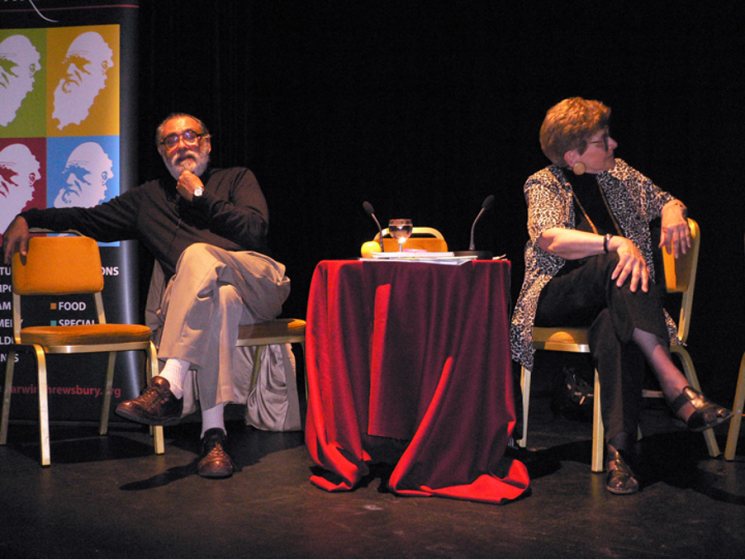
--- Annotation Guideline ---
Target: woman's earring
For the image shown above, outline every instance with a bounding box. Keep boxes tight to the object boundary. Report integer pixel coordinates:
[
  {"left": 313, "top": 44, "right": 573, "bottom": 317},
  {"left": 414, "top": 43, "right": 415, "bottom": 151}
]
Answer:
[{"left": 572, "top": 162, "right": 586, "bottom": 176}]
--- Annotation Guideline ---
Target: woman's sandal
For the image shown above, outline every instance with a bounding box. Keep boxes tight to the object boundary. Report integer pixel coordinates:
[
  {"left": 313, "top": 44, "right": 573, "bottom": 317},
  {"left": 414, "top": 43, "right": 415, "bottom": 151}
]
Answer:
[
  {"left": 606, "top": 448, "right": 639, "bottom": 495},
  {"left": 670, "top": 386, "right": 733, "bottom": 432}
]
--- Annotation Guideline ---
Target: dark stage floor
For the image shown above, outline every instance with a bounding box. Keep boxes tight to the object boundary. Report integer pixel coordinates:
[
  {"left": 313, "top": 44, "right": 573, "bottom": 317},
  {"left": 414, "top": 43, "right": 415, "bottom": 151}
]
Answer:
[{"left": 2, "top": 395, "right": 744, "bottom": 559}]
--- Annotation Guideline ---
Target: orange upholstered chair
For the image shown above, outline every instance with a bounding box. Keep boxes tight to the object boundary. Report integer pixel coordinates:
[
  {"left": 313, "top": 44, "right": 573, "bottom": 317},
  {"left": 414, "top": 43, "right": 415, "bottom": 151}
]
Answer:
[
  {"left": 370, "top": 227, "right": 448, "bottom": 253},
  {"left": 0, "top": 234, "right": 164, "bottom": 466},
  {"left": 518, "top": 219, "right": 719, "bottom": 472}
]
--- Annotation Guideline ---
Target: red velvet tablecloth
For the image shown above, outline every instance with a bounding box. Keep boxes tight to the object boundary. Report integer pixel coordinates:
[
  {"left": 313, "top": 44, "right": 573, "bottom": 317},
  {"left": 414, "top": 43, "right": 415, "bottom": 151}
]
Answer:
[{"left": 304, "top": 260, "right": 530, "bottom": 504}]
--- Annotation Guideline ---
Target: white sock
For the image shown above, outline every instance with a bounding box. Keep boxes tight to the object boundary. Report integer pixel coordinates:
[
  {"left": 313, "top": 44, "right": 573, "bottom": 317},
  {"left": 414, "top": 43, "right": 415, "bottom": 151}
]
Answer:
[
  {"left": 201, "top": 403, "right": 227, "bottom": 438},
  {"left": 158, "top": 358, "right": 190, "bottom": 399}
]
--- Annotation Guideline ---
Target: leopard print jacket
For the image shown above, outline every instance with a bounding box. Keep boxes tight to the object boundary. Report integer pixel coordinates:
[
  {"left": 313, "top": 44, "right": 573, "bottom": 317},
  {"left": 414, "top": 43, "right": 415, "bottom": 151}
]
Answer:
[{"left": 510, "top": 158, "right": 681, "bottom": 370}]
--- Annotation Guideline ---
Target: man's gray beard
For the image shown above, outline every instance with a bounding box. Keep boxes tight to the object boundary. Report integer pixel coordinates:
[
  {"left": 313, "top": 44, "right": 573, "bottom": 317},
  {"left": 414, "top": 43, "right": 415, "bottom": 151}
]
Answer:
[
  {"left": 52, "top": 77, "right": 105, "bottom": 129},
  {"left": 165, "top": 154, "right": 209, "bottom": 180},
  {"left": 0, "top": 79, "right": 33, "bottom": 127}
]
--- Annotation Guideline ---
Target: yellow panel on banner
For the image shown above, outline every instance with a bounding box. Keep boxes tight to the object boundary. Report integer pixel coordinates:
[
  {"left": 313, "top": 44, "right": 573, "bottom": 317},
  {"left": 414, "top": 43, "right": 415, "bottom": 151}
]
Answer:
[{"left": 45, "top": 25, "right": 120, "bottom": 137}]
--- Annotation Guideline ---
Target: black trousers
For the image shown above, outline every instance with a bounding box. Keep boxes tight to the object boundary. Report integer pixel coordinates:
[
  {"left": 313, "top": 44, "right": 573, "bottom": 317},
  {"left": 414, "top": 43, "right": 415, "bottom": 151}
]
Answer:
[{"left": 535, "top": 253, "right": 669, "bottom": 443}]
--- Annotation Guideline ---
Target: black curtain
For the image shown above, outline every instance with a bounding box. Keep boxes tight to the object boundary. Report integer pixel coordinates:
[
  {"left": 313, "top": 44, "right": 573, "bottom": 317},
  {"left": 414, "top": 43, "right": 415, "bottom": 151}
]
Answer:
[{"left": 136, "top": 0, "right": 745, "bottom": 400}]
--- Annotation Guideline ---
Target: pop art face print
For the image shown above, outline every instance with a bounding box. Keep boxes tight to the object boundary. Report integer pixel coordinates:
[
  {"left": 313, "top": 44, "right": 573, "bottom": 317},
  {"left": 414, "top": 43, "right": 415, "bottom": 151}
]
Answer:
[
  {"left": 46, "top": 25, "right": 120, "bottom": 137},
  {"left": 0, "top": 25, "right": 120, "bottom": 242}
]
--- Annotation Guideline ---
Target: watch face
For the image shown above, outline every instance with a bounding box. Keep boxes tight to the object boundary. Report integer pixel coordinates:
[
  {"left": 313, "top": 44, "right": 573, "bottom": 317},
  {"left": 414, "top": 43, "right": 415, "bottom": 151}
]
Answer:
[{"left": 194, "top": 187, "right": 204, "bottom": 197}]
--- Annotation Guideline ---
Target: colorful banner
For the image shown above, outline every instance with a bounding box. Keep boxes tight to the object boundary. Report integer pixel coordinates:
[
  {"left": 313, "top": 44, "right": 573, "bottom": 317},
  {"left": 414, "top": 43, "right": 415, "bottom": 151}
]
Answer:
[{"left": 1, "top": 1, "right": 142, "bottom": 421}]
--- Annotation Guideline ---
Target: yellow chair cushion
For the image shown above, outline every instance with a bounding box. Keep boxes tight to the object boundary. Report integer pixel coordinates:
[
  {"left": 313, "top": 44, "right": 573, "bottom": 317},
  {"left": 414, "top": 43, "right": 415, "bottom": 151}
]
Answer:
[
  {"left": 533, "top": 327, "right": 590, "bottom": 345},
  {"left": 237, "top": 319, "right": 306, "bottom": 346},
  {"left": 20, "top": 324, "right": 152, "bottom": 347}
]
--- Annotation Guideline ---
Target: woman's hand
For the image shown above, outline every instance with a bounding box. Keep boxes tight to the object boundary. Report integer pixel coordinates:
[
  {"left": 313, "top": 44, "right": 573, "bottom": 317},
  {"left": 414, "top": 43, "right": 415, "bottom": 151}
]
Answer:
[
  {"left": 538, "top": 228, "right": 649, "bottom": 291},
  {"left": 609, "top": 236, "right": 650, "bottom": 293},
  {"left": 659, "top": 201, "right": 690, "bottom": 258}
]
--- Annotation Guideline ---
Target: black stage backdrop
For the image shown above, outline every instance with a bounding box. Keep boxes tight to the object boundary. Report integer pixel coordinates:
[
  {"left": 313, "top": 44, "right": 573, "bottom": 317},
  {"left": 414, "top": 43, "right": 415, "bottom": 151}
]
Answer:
[{"left": 135, "top": 1, "right": 744, "bottom": 401}]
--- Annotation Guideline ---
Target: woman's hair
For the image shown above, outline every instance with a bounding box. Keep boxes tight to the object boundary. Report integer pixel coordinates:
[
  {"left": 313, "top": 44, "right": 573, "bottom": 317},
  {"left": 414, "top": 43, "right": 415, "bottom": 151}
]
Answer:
[{"left": 539, "top": 97, "right": 611, "bottom": 166}]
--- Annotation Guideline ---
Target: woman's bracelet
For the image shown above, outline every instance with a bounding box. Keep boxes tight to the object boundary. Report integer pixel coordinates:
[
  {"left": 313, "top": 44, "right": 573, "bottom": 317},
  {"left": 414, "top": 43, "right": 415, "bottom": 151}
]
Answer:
[
  {"left": 664, "top": 200, "right": 687, "bottom": 215},
  {"left": 603, "top": 233, "right": 613, "bottom": 253}
]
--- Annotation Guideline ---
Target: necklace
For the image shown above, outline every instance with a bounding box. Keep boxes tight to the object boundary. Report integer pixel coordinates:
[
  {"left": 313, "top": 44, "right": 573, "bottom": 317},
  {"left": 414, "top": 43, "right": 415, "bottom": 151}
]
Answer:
[{"left": 571, "top": 177, "right": 623, "bottom": 236}]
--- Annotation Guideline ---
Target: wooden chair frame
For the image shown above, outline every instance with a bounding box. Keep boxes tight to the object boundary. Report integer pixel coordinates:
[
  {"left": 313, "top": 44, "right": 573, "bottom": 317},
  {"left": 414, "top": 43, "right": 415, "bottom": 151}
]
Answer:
[
  {"left": 725, "top": 233, "right": 745, "bottom": 460},
  {"left": 146, "top": 260, "right": 307, "bottom": 423},
  {"left": 237, "top": 318, "right": 307, "bottom": 399},
  {"left": 1, "top": 233, "right": 164, "bottom": 466},
  {"left": 518, "top": 219, "right": 719, "bottom": 472},
  {"left": 373, "top": 227, "right": 448, "bottom": 253},
  {"left": 725, "top": 355, "right": 745, "bottom": 460}
]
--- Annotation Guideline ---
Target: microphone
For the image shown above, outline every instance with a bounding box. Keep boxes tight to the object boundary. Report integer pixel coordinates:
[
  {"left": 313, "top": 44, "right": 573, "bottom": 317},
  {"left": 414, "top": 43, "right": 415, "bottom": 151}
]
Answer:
[
  {"left": 453, "top": 195, "right": 495, "bottom": 259},
  {"left": 363, "top": 201, "right": 385, "bottom": 252}
]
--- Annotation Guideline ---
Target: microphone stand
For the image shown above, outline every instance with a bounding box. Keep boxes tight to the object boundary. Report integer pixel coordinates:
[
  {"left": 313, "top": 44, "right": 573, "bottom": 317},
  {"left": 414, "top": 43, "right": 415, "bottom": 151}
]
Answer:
[
  {"left": 363, "top": 201, "right": 385, "bottom": 252},
  {"left": 453, "top": 195, "right": 495, "bottom": 259}
]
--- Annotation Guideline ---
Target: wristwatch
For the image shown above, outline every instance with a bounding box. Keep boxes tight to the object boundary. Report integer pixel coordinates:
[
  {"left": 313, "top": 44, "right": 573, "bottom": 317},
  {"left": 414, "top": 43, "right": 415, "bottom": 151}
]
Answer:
[{"left": 193, "top": 186, "right": 204, "bottom": 198}]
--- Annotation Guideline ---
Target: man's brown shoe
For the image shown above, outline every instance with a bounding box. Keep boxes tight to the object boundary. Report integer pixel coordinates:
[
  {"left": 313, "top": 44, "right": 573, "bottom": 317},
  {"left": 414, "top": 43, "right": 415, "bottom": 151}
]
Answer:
[
  {"left": 115, "top": 376, "right": 183, "bottom": 426},
  {"left": 198, "top": 428, "right": 236, "bottom": 479}
]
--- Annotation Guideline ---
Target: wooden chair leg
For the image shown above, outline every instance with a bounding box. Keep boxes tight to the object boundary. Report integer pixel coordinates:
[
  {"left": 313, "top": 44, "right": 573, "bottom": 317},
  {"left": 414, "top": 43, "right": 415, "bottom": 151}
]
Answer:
[
  {"left": 151, "top": 425, "right": 165, "bottom": 455},
  {"left": 591, "top": 370, "right": 604, "bottom": 473},
  {"left": 521, "top": 364, "right": 603, "bottom": 471},
  {"left": 145, "top": 342, "right": 165, "bottom": 455},
  {"left": 240, "top": 340, "right": 305, "bottom": 431},
  {"left": 34, "top": 345, "right": 51, "bottom": 467},
  {"left": 245, "top": 343, "right": 306, "bottom": 397},
  {"left": 725, "top": 352, "right": 745, "bottom": 461},
  {"left": 1, "top": 351, "right": 16, "bottom": 446},
  {"left": 248, "top": 346, "right": 266, "bottom": 394},
  {"left": 672, "top": 346, "right": 721, "bottom": 458},
  {"left": 517, "top": 366, "right": 531, "bottom": 448},
  {"left": 99, "top": 352, "right": 117, "bottom": 436}
]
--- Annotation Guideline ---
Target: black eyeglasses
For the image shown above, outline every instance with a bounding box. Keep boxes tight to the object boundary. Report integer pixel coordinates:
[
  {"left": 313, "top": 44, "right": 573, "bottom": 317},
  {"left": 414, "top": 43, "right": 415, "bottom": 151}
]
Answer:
[
  {"left": 160, "top": 129, "right": 207, "bottom": 150},
  {"left": 587, "top": 129, "right": 611, "bottom": 151}
]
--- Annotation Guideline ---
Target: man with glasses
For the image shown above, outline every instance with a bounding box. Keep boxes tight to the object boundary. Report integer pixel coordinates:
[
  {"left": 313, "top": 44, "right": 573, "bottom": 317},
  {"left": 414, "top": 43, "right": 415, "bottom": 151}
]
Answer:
[{"left": 2, "top": 113, "right": 300, "bottom": 478}]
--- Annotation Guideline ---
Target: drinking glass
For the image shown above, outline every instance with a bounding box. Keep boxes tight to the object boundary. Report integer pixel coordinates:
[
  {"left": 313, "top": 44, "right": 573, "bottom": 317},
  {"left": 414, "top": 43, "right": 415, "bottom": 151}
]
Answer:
[{"left": 388, "top": 219, "right": 413, "bottom": 252}]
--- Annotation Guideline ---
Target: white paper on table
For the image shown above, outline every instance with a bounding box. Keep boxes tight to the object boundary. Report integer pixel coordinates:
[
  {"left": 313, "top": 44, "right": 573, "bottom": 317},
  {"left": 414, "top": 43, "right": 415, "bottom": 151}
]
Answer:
[{"left": 361, "top": 252, "right": 474, "bottom": 265}]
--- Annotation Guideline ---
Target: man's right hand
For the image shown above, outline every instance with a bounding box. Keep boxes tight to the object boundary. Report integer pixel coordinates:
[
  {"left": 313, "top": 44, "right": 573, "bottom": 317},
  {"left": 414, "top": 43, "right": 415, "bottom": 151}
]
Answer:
[{"left": 2, "top": 216, "right": 30, "bottom": 265}]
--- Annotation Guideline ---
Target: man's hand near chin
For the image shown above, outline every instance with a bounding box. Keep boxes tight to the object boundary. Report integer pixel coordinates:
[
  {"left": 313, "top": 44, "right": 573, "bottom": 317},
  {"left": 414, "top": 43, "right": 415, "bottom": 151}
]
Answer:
[{"left": 176, "top": 170, "right": 204, "bottom": 202}]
